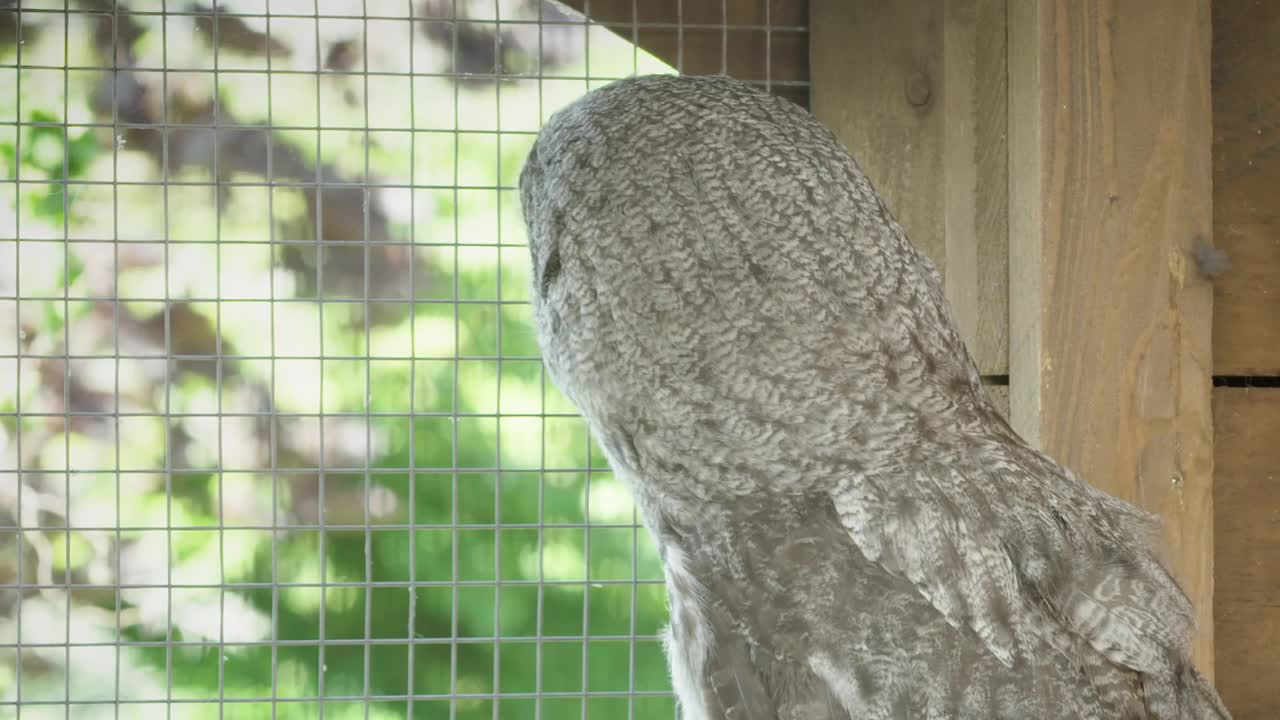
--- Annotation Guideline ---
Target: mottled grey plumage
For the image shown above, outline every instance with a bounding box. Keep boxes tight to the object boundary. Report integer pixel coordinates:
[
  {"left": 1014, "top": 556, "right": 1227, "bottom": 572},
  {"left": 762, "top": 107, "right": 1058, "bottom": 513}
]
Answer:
[{"left": 519, "top": 74, "right": 1230, "bottom": 719}]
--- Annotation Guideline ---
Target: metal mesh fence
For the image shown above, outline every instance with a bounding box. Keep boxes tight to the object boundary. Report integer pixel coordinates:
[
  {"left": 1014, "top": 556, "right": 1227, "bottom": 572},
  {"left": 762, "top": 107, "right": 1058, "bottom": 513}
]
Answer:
[{"left": 0, "top": 1, "right": 806, "bottom": 717}]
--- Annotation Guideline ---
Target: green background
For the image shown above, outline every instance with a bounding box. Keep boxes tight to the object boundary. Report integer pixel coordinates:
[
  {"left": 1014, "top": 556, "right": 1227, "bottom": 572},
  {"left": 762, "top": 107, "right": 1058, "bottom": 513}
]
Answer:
[{"left": 0, "top": 3, "right": 677, "bottom": 718}]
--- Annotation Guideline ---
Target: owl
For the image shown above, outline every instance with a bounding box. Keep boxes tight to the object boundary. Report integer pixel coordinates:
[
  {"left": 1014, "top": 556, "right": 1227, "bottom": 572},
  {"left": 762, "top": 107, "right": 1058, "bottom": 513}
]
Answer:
[{"left": 518, "top": 74, "right": 1230, "bottom": 719}]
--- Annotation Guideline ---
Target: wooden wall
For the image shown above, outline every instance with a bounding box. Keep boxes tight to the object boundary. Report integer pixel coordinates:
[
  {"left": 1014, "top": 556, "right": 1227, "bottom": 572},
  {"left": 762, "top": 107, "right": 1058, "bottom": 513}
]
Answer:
[
  {"left": 810, "top": 0, "right": 1009, "bottom": 380},
  {"left": 570, "top": 0, "right": 1280, "bottom": 710},
  {"left": 1010, "top": 0, "right": 1217, "bottom": 672},
  {"left": 1213, "top": 390, "right": 1280, "bottom": 717},
  {"left": 813, "top": 0, "right": 1217, "bottom": 673},
  {"left": 1212, "top": 2, "right": 1280, "bottom": 716}
]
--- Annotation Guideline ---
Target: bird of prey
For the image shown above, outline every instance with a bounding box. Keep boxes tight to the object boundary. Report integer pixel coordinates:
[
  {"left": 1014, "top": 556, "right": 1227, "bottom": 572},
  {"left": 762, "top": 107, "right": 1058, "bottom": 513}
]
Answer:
[{"left": 518, "top": 74, "right": 1230, "bottom": 719}]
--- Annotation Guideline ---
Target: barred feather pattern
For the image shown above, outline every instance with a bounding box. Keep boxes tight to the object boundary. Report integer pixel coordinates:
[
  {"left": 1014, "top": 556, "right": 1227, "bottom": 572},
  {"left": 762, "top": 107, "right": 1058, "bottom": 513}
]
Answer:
[{"left": 518, "top": 73, "right": 1230, "bottom": 719}]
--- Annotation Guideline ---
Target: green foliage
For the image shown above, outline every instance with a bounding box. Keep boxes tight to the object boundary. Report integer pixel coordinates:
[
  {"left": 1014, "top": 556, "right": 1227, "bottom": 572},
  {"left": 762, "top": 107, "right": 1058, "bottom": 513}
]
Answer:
[
  {"left": 18, "top": 110, "right": 100, "bottom": 226},
  {"left": 0, "top": 7, "right": 679, "bottom": 718},
  {"left": 25, "top": 110, "right": 100, "bottom": 179}
]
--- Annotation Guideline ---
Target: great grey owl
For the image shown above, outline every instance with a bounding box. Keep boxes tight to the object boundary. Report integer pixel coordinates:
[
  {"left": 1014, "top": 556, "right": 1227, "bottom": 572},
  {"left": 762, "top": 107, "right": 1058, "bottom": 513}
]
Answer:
[{"left": 518, "top": 74, "right": 1230, "bottom": 719}]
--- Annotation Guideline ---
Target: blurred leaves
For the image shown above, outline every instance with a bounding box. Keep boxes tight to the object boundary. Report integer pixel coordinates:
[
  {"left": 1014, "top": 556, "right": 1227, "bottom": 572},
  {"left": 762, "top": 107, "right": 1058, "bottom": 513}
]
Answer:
[
  {"left": 15, "top": 110, "right": 100, "bottom": 226},
  {"left": 24, "top": 110, "right": 99, "bottom": 180},
  {"left": 0, "top": 1, "right": 677, "bottom": 718}
]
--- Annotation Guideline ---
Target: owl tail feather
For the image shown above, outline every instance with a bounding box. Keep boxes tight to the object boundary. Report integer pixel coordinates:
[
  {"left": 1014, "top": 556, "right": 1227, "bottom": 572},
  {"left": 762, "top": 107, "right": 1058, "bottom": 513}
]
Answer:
[
  {"left": 1142, "top": 663, "right": 1232, "bottom": 720},
  {"left": 1182, "top": 666, "right": 1233, "bottom": 720}
]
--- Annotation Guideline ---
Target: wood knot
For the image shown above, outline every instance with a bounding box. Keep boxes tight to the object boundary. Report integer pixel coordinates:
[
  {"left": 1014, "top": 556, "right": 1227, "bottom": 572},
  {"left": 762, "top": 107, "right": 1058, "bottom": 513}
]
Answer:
[{"left": 906, "top": 71, "right": 932, "bottom": 107}]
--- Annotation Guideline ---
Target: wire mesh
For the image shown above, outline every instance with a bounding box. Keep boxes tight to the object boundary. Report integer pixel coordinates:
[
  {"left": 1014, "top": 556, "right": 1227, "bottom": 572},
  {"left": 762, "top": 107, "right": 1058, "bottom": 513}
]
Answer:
[{"left": 0, "top": 1, "right": 807, "bottom": 718}]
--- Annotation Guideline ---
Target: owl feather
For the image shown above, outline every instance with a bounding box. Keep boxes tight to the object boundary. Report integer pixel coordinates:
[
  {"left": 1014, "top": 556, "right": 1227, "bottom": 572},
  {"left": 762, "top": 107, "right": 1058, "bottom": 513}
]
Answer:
[{"left": 519, "top": 74, "right": 1230, "bottom": 720}]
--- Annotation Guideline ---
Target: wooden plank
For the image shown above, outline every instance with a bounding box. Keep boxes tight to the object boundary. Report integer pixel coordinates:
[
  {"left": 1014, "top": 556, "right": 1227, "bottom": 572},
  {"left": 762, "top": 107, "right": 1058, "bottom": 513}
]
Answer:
[
  {"left": 1212, "top": 224, "right": 1280, "bottom": 376},
  {"left": 811, "top": 0, "right": 944, "bottom": 269},
  {"left": 1212, "top": 0, "right": 1280, "bottom": 375},
  {"left": 571, "top": 0, "right": 807, "bottom": 27},
  {"left": 942, "top": 0, "right": 1009, "bottom": 377},
  {"left": 810, "top": 0, "right": 1008, "bottom": 375},
  {"left": 1006, "top": 0, "right": 1044, "bottom": 440},
  {"left": 1007, "top": 0, "right": 1216, "bottom": 673},
  {"left": 1209, "top": 9, "right": 1280, "bottom": 707},
  {"left": 558, "top": 0, "right": 811, "bottom": 107},
  {"left": 1213, "top": 387, "right": 1280, "bottom": 718},
  {"left": 1212, "top": 0, "right": 1280, "bottom": 226}
]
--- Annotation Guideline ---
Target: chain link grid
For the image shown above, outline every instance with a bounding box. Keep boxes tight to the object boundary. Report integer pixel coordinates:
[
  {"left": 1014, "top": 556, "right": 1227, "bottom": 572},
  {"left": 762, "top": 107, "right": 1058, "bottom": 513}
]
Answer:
[{"left": 0, "top": 1, "right": 806, "bottom": 718}]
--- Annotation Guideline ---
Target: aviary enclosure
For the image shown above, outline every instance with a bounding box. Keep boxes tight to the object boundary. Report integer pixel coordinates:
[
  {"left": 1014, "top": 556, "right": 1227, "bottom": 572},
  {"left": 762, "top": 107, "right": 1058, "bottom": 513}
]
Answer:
[{"left": 0, "top": 1, "right": 1275, "bottom": 718}]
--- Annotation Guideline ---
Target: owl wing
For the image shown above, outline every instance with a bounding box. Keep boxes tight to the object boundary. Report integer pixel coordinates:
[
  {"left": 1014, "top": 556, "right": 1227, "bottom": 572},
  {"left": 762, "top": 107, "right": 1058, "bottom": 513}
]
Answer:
[{"left": 827, "top": 456, "right": 1195, "bottom": 676}]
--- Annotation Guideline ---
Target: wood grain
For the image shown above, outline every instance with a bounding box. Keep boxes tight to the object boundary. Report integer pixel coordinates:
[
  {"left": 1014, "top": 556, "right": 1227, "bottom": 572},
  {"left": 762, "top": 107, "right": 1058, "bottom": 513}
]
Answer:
[
  {"left": 1213, "top": 387, "right": 1280, "bottom": 719},
  {"left": 1212, "top": 224, "right": 1280, "bottom": 376},
  {"left": 1212, "top": 0, "right": 1280, "bottom": 375},
  {"left": 1211, "top": 5, "right": 1280, "bottom": 715},
  {"left": 811, "top": 0, "right": 1009, "bottom": 375},
  {"left": 942, "top": 0, "right": 1009, "bottom": 379},
  {"left": 1006, "top": 0, "right": 1044, "bottom": 440},
  {"left": 1007, "top": 0, "right": 1216, "bottom": 673},
  {"left": 811, "top": 0, "right": 944, "bottom": 268}
]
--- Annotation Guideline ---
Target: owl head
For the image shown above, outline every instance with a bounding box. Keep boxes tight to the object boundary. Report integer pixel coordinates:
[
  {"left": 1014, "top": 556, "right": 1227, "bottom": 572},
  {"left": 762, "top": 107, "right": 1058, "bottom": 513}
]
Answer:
[{"left": 519, "top": 75, "right": 974, "bottom": 483}]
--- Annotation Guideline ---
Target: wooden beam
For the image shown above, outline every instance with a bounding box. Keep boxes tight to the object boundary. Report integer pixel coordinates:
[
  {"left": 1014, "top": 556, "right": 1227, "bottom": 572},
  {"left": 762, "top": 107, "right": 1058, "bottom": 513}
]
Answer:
[
  {"left": 810, "top": 0, "right": 1009, "bottom": 376},
  {"left": 1007, "top": 0, "right": 1216, "bottom": 672},
  {"left": 942, "top": 0, "right": 1009, "bottom": 378},
  {"left": 557, "top": 0, "right": 812, "bottom": 107},
  {"left": 811, "top": 0, "right": 944, "bottom": 299},
  {"left": 1212, "top": 4, "right": 1280, "bottom": 716},
  {"left": 1213, "top": 387, "right": 1280, "bottom": 718},
  {"left": 1006, "top": 0, "right": 1044, "bottom": 439},
  {"left": 1212, "top": 0, "right": 1280, "bottom": 375}
]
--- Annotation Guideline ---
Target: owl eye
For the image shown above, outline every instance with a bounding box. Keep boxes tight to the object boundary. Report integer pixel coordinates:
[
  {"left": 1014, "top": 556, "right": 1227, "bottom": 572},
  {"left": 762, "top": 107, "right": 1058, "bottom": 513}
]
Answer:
[{"left": 539, "top": 242, "right": 563, "bottom": 299}]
